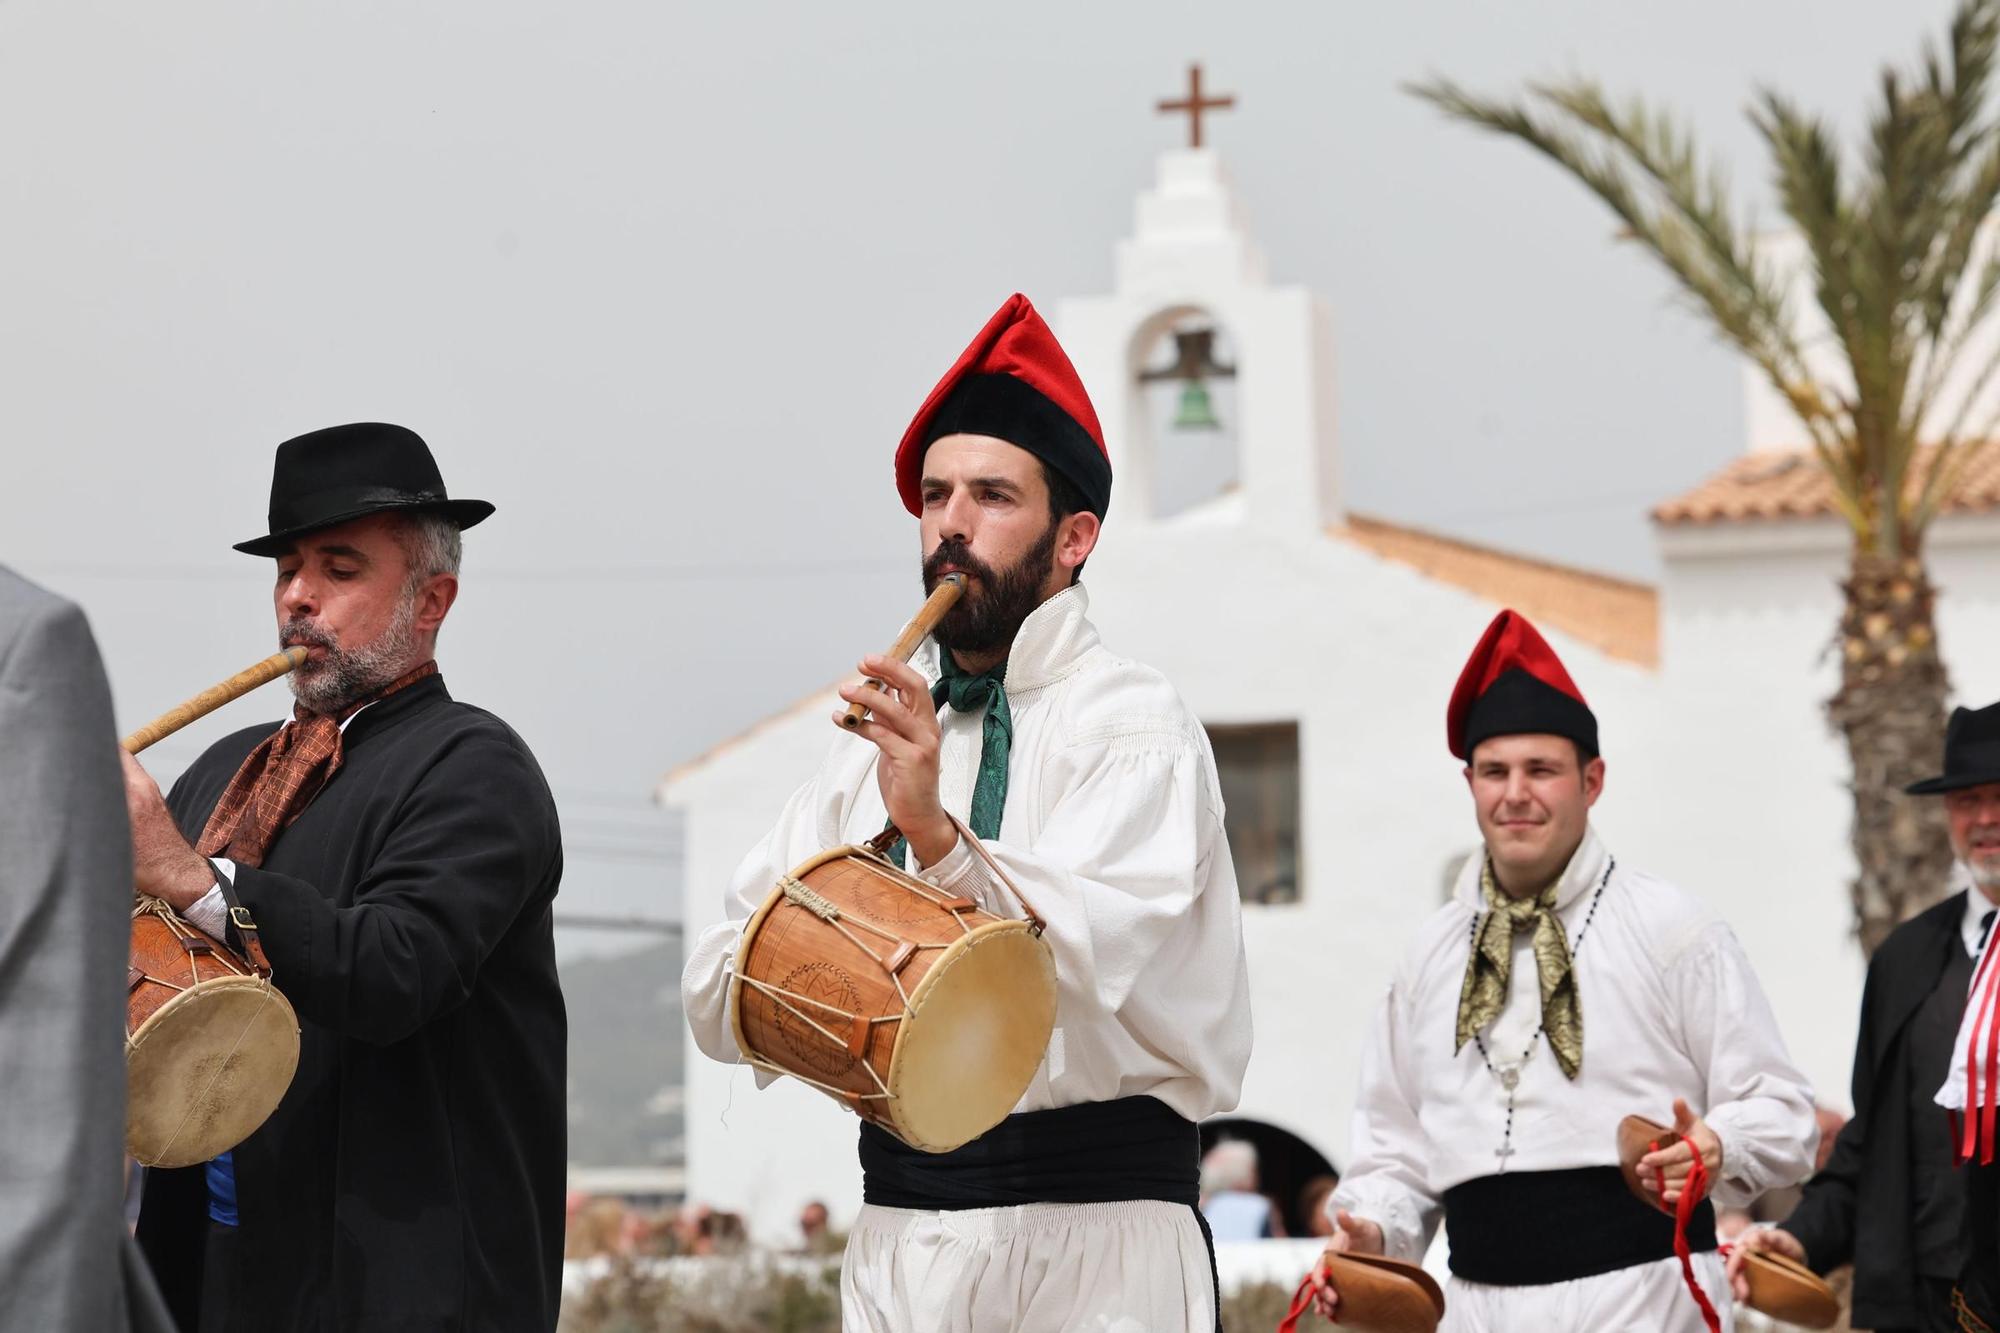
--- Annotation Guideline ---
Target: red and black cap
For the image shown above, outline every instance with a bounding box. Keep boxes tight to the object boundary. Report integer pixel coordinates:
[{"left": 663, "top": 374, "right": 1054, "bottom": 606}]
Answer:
[
  {"left": 894, "top": 293, "right": 1111, "bottom": 517},
  {"left": 1447, "top": 610, "right": 1599, "bottom": 761}
]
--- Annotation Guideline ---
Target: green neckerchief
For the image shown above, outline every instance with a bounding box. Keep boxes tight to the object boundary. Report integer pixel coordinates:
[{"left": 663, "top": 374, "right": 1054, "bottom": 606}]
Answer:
[
  {"left": 1454, "top": 859, "right": 1584, "bottom": 1080},
  {"left": 889, "top": 653, "right": 1012, "bottom": 868}
]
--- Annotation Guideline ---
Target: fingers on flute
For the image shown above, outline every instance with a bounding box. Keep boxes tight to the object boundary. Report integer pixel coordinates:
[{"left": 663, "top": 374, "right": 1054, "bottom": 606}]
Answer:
[
  {"left": 860, "top": 655, "right": 927, "bottom": 696},
  {"left": 838, "top": 681, "right": 903, "bottom": 717}
]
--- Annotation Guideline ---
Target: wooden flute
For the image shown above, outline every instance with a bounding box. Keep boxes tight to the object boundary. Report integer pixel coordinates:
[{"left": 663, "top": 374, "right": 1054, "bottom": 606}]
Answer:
[
  {"left": 121, "top": 647, "right": 310, "bottom": 755},
  {"left": 840, "top": 573, "right": 967, "bottom": 730}
]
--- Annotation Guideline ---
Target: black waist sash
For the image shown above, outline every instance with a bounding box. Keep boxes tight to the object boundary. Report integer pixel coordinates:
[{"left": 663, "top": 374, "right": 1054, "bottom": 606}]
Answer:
[
  {"left": 859, "top": 1096, "right": 1217, "bottom": 1328},
  {"left": 1443, "top": 1167, "right": 1715, "bottom": 1286},
  {"left": 860, "top": 1095, "right": 1199, "bottom": 1209}
]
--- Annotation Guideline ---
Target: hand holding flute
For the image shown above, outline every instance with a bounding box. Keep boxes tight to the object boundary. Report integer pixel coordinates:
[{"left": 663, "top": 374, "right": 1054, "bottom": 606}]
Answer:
[
  {"left": 119, "top": 647, "right": 310, "bottom": 909},
  {"left": 838, "top": 574, "right": 965, "bottom": 730},
  {"left": 835, "top": 574, "right": 966, "bottom": 867}
]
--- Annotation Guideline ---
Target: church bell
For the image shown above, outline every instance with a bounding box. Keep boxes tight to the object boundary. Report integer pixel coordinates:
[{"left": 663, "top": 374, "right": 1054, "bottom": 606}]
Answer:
[{"left": 1141, "top": 326, "right": 1235, "bottom": 433}]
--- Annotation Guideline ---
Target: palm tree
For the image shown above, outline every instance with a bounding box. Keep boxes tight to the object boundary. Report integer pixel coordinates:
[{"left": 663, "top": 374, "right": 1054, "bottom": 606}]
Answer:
[{"left": 1411, "top": 0, "right": 2000, "bottom": 954}]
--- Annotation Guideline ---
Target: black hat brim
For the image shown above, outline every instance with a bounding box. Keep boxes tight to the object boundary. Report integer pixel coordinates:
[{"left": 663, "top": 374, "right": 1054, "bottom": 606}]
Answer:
[
  {"left": 1905, "top": 769, "right": 2000, "bottom": 795},
  {"left": 233, "top": 497, "right": 495, "bottom": 556}
]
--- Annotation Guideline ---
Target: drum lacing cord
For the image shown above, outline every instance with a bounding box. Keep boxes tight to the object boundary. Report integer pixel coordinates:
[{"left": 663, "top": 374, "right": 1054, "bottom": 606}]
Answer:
[
  {"left": 774, "top": 875, "right": 948, "bottom": 1011},
  {"left": 733, "top": 974, "right": 897, "bottom": 1104},
  {"left": 131, "top": 895, "right": 251, "bottom": 992}
]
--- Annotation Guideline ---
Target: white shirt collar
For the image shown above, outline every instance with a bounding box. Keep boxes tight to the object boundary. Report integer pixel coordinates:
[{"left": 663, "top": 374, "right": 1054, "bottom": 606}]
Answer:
[
  {"left": 918, "top": 583, "right": 1099, "bottom": 695},
  {"left": 1452, "top": 824, "right": 1611, "bottom": 913},
  {"left": 1963, "top": 878, "right": 1999, "bottom": 959}
]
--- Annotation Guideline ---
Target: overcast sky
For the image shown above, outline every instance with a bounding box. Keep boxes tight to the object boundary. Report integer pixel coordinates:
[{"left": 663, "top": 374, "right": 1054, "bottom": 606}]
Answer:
[{"left": 0, "top": 0, "right": 1956, "bottom": 945}]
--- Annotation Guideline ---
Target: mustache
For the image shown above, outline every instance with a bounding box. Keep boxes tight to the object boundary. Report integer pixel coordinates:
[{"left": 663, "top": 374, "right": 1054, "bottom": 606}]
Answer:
[
  {"left": 280, "top": 618, "right": 338, "bottom": 652},
  {"left": 922, "top": 539, "right": 996, "bottom": 590}
]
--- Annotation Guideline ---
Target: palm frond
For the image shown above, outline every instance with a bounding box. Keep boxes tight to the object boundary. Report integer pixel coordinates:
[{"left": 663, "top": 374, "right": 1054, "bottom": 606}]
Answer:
[{"left": 1409, "top": 78, "right": 1830, "bottom": 432}]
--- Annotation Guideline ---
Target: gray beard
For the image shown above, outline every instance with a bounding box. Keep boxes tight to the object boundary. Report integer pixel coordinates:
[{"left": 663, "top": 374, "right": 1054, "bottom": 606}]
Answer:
[
  {"left": 1967, "top": 855, "right": 2000, "bottom": 893},
  {"left": 285, "top": 596, "right": 422, "bottom": 715}
]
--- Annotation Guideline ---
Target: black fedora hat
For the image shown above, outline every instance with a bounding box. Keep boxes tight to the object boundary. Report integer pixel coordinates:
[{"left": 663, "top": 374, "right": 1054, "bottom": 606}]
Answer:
[
  {"left": 233, "top": 423, "right": 495, "bottom": 556},
  {"left": 1906, "top": 701, "right": 2000, "bottom": 795}
]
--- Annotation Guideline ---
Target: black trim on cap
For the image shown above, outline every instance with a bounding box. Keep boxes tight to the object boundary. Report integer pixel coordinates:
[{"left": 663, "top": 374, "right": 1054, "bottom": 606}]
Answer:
[
  {"left": 1461, "top": 667, "right": 1600, "bottom": 760},
  {"left": 921, "top": 372, "right": 1111, "bottom": 517}
]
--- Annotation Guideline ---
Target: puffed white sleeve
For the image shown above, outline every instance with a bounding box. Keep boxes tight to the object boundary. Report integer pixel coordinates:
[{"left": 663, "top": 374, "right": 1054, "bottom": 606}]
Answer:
[
  {"left": 1328, "top": 978, "right": 1442, "bottom": 1263},
  {"left": 1670, "top": 921, "right": 1819, "bottom": 1207},
  {"left": 910, "top": 719, "right": 1251, "bottom": 1116}
]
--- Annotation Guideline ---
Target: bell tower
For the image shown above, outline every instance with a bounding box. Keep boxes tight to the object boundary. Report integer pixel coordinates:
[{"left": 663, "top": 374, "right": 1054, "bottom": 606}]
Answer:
[{"left": 1058, "top": 65, "right": 1341, "bottom": 536}]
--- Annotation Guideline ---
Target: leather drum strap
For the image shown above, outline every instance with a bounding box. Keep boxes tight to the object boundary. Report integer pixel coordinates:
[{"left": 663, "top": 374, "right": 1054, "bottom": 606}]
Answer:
[{"left": 205, "top": 857, "right": 275, "bottom": 977}]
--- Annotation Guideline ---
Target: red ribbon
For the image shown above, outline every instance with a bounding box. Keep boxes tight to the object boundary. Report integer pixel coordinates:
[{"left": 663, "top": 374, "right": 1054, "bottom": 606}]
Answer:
[
  {"left": 1277, "top": 1266, "right": 1320, "bottom": 1332},
  {"left": 1658, "top": 1133, "right": 1722, "bottom": 1333},
  {"left": 1961, "top": 931, "right": 2000, "bottom": 1165}
]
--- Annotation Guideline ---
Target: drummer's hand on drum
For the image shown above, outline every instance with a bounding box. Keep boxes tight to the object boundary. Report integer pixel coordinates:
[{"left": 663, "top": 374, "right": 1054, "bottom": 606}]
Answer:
[
  {"left": 120, "top": 751, "right": 218, "bottom": 910},
  {"left": 836, "top": 654, "right": 955, "bottom": 867},
  {"left": 1308, "top": 1210, "right": 1385, "bottom": 1319},
  {"left": 1725, "top": 1224, "right": 1807, "bottom": 1302}
]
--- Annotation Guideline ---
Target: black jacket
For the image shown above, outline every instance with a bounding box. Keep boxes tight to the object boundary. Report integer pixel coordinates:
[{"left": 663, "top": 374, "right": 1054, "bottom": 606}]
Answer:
[
  {"left": 1780, "top": 891, "right": 1965, "bottom": 1329},
  {"left": 137, "top": 675, "right": 566, "bottom": 1333}
]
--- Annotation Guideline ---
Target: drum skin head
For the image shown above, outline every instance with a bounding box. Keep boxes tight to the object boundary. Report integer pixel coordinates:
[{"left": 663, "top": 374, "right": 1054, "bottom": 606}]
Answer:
[
  {"left": 887, "top": 921, "right": 1056, "bottom": 1153},
  {"left": 127, "top": 977, "right": 300, "bottom": 1168}
]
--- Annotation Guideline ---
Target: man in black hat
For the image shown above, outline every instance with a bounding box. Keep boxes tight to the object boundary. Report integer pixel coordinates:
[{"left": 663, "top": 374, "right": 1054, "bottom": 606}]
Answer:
[
  {"left": 1729, "top": 700, "right": 2000, "bottom": 1332},
  {"left": 126, "top": 423, "right": 566, "bottom": 1333}
]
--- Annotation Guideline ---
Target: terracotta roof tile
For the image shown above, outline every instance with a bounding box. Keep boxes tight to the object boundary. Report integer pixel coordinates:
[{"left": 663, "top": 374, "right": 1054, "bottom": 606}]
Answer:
[
  {"left": 1653, "top": 442, "right": 2000, "bottom": 525},
  {"left": 1339, "top": 515, "right": 1658, "bottom": 667}
]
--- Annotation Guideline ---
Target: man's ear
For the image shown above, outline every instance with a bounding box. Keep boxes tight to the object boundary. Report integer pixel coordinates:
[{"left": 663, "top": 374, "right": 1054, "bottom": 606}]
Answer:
[
  {"left": 414, "top": 574, "right": 459, "bottom": 635},
  {"left": 1582, "top": 756, "right": 1606, "bottom": 807},
  {"left": 1057, "top": 511, "right": 1101, "bottom": 574}
]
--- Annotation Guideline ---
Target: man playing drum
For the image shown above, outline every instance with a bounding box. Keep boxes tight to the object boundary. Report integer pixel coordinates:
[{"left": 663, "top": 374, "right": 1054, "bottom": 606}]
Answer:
[
  {"left": 1308, "top": 610, "right": 1818, "bottom": 1331},
  {"left": 681, "top": 293, "right": 1252, "bottom": 1332},
  {"left": 126, "top": 424, "right": 566, "bottom": 1333}
]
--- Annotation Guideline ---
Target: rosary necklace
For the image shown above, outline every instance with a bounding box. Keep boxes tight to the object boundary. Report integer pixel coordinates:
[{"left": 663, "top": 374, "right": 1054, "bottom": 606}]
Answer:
[{"left": 1468, "top": 857, "right": 1613, "bottom": 1172}]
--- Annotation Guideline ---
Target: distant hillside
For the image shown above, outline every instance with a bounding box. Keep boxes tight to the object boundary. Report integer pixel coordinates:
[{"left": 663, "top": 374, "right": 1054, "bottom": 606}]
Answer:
[{"left": 562, "top": 941, "right": 684, "bottom": 1167}]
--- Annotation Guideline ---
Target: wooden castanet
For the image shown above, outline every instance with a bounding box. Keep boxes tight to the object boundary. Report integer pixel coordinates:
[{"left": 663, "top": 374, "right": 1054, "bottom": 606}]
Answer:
[
  {"left": 731, "top": 829, "right": 1055, "bottom": 1153},
  {"left": 121, "top": 646, "right": 308, "bottom": 754},
  {"left": 840, "top": 574, "right": 966, "bottom": 730}
]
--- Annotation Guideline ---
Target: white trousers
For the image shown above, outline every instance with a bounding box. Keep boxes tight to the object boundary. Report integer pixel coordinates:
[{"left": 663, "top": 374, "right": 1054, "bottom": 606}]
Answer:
[
  {"left": 841, "top": 1199, "right": 1215, "bottom": 1333},
  {"left": 1443, "top": 1251, "right": 1732, "bottom": 1332}
]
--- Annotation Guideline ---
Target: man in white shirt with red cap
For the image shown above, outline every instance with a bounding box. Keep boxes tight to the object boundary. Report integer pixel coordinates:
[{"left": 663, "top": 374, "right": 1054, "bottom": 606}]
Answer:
[
  {"left": 1310, "top": 609, "right": 1818, "bottom": 1331},
  {"left": 682, "top": 294, "right": 1251, "bottom": 1333}
]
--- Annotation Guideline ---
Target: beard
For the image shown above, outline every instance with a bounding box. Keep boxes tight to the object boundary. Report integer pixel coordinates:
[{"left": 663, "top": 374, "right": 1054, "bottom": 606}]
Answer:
[
  {"left": 282, "top": 595, "right": 422, "bottom": 715},
  {"left": 922, "top": 518, "right": 1060, "bottom": 657},
  {"left": 1967, "top": 851, "right": 2000, "bottom": 892}
]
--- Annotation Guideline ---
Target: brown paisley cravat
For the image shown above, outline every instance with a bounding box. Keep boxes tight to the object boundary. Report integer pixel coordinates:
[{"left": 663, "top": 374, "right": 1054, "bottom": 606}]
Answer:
[{"left": 196, "top": 661, "right": 437, "bottom": 867}]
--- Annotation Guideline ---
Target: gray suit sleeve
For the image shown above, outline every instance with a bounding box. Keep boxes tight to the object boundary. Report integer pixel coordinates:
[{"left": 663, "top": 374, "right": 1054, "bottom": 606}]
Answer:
[{"left": 0, "top": 577, "right": 169, "bottom": 1330}]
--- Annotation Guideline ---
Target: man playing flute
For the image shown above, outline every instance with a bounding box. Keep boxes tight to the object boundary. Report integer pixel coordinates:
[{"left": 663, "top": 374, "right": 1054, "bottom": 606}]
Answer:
[
  {"left": 127, "top": 423, "right": 566, "bottom": 1333},
  {"left": 681, "top": 293, "right": 1252, "bottom": 1333}
]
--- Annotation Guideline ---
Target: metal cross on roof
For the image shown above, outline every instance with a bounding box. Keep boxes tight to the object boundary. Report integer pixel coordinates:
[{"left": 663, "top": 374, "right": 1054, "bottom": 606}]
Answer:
[{"left": 1157, "top": 63, "right": 1236, "bottom": 149}]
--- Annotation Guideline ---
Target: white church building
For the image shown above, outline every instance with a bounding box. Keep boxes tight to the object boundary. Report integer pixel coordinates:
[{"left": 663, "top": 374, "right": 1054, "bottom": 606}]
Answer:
[{"left": 659, "top": 139, "right": 2000, "bottom": 1242}]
